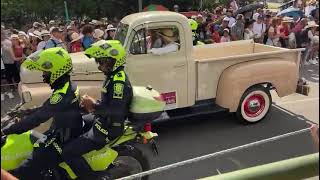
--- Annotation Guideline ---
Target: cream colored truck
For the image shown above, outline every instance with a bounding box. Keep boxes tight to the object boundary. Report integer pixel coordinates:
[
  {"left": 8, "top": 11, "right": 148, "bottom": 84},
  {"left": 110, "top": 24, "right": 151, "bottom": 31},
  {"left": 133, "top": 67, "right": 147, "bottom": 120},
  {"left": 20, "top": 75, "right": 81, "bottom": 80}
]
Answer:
[{"left": 18, "top": 11, "right": 303, "bottom": 129}]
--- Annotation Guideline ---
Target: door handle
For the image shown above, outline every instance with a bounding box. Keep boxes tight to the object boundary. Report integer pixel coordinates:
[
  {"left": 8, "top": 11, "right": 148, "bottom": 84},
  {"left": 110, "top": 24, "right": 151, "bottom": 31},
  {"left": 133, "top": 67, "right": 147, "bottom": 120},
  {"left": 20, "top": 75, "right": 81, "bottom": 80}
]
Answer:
[{"left": 174, "top": 63, "right": 186, "bottom": 68}]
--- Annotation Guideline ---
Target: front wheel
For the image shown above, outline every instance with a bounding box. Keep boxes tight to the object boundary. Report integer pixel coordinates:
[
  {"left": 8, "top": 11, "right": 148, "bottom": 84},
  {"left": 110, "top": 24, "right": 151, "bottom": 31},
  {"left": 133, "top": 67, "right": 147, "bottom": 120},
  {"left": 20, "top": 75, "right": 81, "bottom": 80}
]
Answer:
[
  {"left": 108, "top": 145, "right": 150, "bottom": 180},
  {"left": 236, "top": 85, "right": 272, "bottom": 124}
]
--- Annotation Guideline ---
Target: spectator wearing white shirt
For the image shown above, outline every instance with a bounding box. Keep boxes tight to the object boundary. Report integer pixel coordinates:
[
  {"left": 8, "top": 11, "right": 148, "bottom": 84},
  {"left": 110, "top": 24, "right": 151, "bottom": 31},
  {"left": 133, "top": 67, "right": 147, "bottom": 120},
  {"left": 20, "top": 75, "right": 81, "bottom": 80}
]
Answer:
[
  {"left": 305, "top": 0, "right": 317, "bottom": 17},
  {"left": 244, "top": 20, "right": 255, "bottom": 40},
  {"left": 226, "top": 10, "right": 236, "bottom": 28},
  {"left": 149, "top": 29, "right": 179, "bottom": 55},
  {"left": 253, "top": 15, "right": 266, "bottom": 43},
  {"left": 304, "top": 21, "right": 319, "bottom": 65}
]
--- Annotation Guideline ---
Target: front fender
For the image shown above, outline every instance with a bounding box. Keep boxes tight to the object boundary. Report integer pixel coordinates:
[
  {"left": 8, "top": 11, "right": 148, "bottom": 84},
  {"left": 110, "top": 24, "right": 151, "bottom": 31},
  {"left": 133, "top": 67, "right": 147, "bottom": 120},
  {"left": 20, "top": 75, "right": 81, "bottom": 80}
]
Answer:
[
  {"left": 215, "top": 59, "right": 299, "bottom": 112},
  {"left": 1, "top": 131, "right": 34, "bottom": 171}
]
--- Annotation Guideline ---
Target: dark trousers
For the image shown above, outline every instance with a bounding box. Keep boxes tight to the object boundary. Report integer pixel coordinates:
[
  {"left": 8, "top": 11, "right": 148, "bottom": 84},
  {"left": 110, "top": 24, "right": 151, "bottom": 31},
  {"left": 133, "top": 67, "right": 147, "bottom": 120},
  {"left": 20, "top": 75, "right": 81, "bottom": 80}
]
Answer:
[
  {"left": 3, "top": 64, "right": 20, "bottom": 91},
  {"left": 11, "top": 140, "right": 63, "bottom": 180},
  {"left": 61, "top": 114, "right": 122, "bottom": 178}
]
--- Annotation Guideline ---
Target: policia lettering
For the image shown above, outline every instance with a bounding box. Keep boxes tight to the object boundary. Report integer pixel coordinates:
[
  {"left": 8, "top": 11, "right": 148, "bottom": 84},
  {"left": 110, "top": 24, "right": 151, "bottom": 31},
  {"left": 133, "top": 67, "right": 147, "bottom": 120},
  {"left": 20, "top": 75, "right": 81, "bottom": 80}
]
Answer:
[{"left": 94, "top": 122, "right": 108, "bottom": 136}]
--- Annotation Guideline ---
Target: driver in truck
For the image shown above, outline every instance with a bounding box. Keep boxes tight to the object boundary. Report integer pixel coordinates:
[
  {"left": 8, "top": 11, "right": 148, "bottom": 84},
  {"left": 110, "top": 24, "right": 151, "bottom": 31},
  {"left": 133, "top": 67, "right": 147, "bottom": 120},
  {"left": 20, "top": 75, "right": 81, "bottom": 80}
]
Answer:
[
  {"left": 60, "top": 40, "right": 133, "bottom": 179},
  {"left": 1, "top": 47, "right": 83, "bottom": 179},
  {"left": 149, "top": 28, "right": 179, "bottom": 55}
]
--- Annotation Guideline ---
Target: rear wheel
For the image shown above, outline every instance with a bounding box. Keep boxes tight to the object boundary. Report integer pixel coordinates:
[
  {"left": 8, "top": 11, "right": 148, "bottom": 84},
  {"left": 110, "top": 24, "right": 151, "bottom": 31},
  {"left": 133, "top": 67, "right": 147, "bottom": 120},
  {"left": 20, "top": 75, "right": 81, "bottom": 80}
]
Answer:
[
  {"left": 108, "top": 145, "right": 150, "bottom": 180},
  {"left": 236, "top": 85, "right": 272, "bottom": 124}
]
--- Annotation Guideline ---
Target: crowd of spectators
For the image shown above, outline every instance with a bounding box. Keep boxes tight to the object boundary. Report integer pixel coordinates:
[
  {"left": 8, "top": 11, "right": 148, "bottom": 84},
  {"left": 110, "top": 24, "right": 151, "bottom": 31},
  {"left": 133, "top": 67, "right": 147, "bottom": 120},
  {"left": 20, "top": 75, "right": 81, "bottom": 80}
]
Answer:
[
  {"left": 188, "top": 2, "right": 319, "bottom": 66},
  {"left": 1, "top": 18, "right": 118, "bottom": 101},
  {"left": 1, "top": 0, "right": 319, "bottom": 101}
]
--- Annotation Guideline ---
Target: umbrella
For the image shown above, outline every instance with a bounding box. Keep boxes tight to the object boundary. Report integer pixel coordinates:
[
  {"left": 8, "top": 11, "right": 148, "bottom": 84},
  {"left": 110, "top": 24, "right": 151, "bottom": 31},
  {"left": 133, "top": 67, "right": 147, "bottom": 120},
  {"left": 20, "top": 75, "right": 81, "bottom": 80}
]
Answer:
[
  {"left": 277, "top": 7, "right": 303, "bottom": 18},
  {"left": 234, "top": 3, "right": 264, "bottom": 15},
  {"left": 143, "top": 4, "right": 168, "bottom": 11}
]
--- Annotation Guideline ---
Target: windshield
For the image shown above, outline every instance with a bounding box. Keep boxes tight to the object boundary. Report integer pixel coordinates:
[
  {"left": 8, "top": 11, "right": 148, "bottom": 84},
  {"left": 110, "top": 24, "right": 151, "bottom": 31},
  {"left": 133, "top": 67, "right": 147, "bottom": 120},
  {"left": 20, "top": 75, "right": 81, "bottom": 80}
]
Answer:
[{"left": 114, "top": 22, "right": 129, "bottom": 45}]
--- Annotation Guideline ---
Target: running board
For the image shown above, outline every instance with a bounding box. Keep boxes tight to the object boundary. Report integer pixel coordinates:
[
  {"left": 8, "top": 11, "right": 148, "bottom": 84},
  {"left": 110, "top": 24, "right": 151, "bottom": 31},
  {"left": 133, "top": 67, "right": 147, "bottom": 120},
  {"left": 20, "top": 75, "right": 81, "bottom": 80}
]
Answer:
[{"left": 154, "top": 100, "right": 229, "bottom": 123}]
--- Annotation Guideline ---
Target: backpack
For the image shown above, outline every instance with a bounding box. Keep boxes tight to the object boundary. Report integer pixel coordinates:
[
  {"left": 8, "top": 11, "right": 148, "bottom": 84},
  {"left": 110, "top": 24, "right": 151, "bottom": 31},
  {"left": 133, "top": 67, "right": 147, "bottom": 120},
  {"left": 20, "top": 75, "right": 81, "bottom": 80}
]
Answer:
[
  {"left": 263, "top": 26, "right": 270, "bottom": 44},
  {"left": 43, "top": 39, "right": 59, "bottom": 50}
]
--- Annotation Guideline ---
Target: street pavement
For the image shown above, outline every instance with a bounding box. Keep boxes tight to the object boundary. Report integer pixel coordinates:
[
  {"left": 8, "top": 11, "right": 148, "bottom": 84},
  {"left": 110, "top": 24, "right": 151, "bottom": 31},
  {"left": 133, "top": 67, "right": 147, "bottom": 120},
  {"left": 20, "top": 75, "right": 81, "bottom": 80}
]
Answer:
[{"left": 0, "top": 63, "right": 319, "bottom": 179}]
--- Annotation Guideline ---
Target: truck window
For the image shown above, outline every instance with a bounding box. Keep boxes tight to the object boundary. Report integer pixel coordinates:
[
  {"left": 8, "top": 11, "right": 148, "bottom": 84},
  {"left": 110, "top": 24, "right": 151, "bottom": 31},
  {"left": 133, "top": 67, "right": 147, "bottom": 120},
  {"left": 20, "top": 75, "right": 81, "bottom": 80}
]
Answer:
[
  {"left": 114, "top": 23, "right": 129, "bottom": 45},
  {"left": 129, "top": 26, "right": 180, "bottom": 55},
  {"left": 129, "top": 28, "right": 147, "bottom": 55}
]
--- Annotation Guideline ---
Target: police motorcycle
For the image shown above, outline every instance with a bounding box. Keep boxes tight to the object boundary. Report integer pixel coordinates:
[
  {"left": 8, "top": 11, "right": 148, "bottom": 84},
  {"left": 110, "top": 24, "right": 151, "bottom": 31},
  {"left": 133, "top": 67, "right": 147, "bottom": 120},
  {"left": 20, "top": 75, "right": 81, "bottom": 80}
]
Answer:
[{"left": 1, "top": 86, "right": 165, "bottom": 180}]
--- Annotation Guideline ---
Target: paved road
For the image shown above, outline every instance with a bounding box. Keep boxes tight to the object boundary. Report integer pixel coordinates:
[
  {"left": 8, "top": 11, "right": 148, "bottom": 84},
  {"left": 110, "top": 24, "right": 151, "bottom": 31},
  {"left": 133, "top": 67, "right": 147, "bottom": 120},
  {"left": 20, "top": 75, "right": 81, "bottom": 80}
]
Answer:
[{"left": 138, "top": 105, "right": 318, "bottom": 180}]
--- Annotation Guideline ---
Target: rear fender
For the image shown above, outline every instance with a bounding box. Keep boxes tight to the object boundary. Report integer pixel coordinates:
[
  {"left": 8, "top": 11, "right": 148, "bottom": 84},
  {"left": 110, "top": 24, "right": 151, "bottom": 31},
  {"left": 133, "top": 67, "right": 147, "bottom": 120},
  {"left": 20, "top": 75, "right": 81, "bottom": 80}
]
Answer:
[
  {"left": 216, "top": 59, "right": 299, "bottom": 112},
  {"left": 59, "top": 126, "right": 138, "bottom": 179},
  {"left": 59, "top": 147, "right": 118, "bottom": 179}
]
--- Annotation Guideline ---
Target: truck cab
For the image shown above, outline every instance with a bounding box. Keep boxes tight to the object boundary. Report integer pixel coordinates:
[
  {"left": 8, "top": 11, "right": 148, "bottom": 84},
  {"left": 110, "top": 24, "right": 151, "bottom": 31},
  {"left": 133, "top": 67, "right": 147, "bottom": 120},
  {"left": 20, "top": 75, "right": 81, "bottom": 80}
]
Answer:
[{"left": 115, "top": 11, "right": 195, "bottom": 109}]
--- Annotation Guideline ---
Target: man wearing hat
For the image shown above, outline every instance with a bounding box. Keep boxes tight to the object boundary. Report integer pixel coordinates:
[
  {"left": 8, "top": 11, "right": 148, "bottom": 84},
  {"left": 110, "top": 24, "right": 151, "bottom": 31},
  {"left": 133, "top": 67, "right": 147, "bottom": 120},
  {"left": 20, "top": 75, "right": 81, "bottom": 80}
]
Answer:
[
  {"left": 44, "top": 27, "right": 66, "bottom": 50},
  {"left": 48, "top": 20, "right": 56, "bottom": 29},
  {"left": 226, "top": 9, "right": 236, "bottom": 28},
  {"left": 37, "top": 30, "right": 51, "bottom": 50},
  {"left": 304, "top": 21, "right": 319, "bottom": 65},
  {"left": 230, "top": 14, "right": 245, "bottom": 41},
  {"left": 105, "top": 24, "right": 117, "bottom": 40},
  {"left": 279, "top": 17, "right": 294, "bottom": 47},
  {"left": 149, "top": 28, "right": 179, "bottom": 55},
  {"left": 93, "top": 29, "right": 104, "bottom": 42},
  {"left": 27, "top": 22, "right": 42, "bottom": 34},
  {"left": 218, "top": 16, "right": 230, "bottom": 36}
]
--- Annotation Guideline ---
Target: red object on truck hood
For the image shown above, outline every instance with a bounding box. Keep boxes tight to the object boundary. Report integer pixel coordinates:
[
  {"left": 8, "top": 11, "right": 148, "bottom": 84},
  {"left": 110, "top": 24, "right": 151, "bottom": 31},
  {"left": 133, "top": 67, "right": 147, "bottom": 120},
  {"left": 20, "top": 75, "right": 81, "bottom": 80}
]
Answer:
[{"left": 179, "top": 11, "right": 200, "bottom": 18}]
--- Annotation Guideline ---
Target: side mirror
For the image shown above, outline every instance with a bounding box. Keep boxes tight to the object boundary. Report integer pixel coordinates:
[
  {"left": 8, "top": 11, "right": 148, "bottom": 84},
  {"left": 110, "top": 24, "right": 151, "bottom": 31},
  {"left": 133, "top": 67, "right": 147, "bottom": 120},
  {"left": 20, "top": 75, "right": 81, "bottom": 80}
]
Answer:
[{"left": 22, "top": 91, "right": 32, "bottom": 103}]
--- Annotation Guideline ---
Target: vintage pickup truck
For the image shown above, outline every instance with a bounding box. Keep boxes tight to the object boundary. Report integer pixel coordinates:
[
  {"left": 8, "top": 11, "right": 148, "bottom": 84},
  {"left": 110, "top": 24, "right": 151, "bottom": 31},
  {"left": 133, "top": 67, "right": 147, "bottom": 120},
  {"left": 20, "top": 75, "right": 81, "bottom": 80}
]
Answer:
[{"left": 18, "top": 11, "right": 303, "bottom": 130}]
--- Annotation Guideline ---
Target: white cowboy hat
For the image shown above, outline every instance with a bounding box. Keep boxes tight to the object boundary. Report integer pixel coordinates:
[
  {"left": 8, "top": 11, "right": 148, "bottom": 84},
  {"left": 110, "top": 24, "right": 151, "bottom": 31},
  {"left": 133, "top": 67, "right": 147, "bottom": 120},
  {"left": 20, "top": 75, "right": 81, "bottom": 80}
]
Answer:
[
  {"left": 49, "top": 20, "right": 55, "bottom": 25},
  {"left": 223, "top": 16, "right": 230, "bottom": 21},
  {"left": 93, "top": 29, "right": 104, "bottom": 39},
  {"left": 10, "top": 34, "right": 19, "bottom": 40},
  {"left": 18, "top": 31, "right": 28, "bottom": 38},
  {"left": 40, "top": 30, "right": 50, "bottom": 37},
  {"left": 106, "top": 24, "right": 116, "bottom": 31},
  {"left": 282, "top": 16, "right": 294, "bottom": 23},
  {"left": 90, "top": 19, "right": 97, "bottom": 25},
  {"left": 71, "top": 32, "right": 83, "bottom": 43},
  {"left": 223, "top": 28, "right": 230, "bottom": 33},
  {"left": 31, "top": 30, "right": 43, "bottom": 40},
  {"left": 306, "top": 21, "right": 319, "bottom": 29},
  {"left": 157, "top": 28, "right": 178, "bottom": 42}
]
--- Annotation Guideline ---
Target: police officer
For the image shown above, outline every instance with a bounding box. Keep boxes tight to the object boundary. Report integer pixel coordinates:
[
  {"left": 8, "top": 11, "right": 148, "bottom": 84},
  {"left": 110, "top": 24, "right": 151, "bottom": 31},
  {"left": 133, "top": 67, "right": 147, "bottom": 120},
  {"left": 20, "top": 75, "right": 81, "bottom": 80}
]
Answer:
[
  {"left": 188, "top": 19, "right": 204, "bottom": 46},
  {"left": 61, "top": 40, "right": 133, "bottom": 178},
  {"left": 1, "top": 47, "right": 83, "bottom": 179}
]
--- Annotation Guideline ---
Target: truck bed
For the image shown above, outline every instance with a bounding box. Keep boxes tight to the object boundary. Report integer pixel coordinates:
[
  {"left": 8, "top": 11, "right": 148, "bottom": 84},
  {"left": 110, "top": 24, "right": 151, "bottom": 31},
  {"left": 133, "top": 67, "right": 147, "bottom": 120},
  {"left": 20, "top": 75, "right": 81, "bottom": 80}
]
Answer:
[
  {"left": 193, "top": 40, "right": 292, "bottom": 62},
  {"left": 193, "top": 40, "right": 302, "bottom": 101}
]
